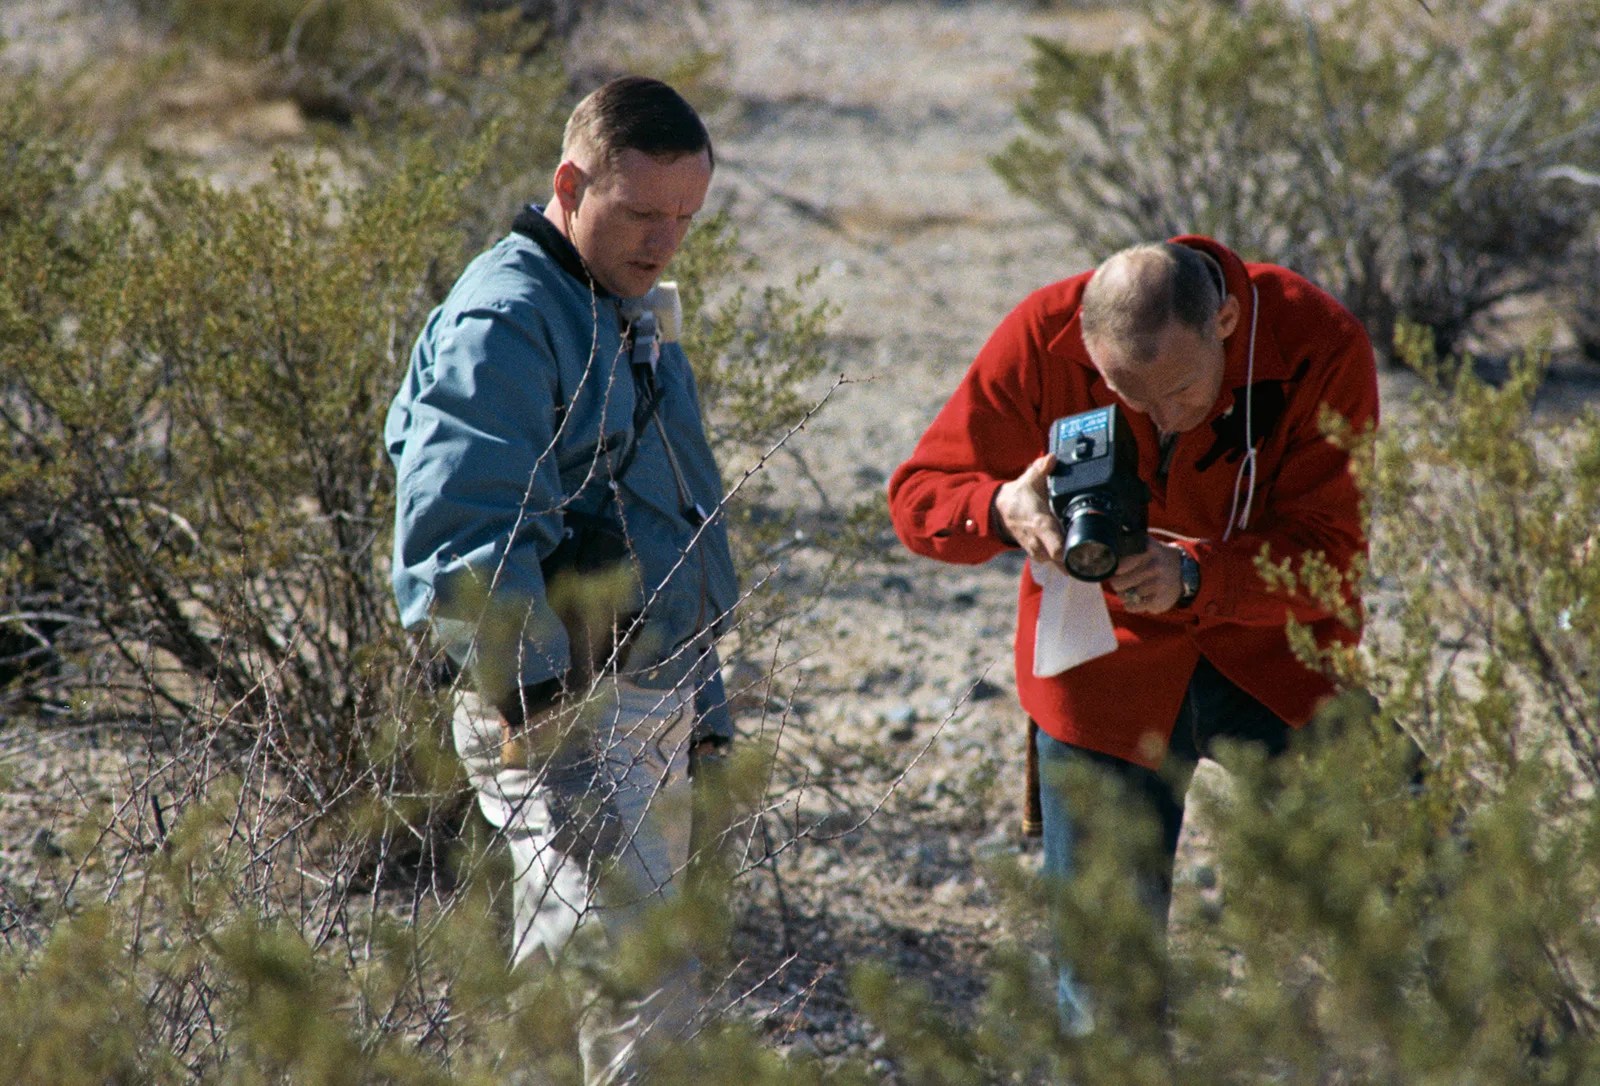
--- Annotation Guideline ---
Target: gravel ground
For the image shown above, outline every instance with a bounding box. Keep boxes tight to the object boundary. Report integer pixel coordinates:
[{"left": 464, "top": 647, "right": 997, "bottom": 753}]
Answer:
[
  {"left": 0, "top": 5, "right": 1119, "bottom": 1071},
  {"left": 675, "top": 2, "right": 1178, "bottom": 1066},
  {"left": 3, "top": 0, "right": 1557, "bottom": 1077}
]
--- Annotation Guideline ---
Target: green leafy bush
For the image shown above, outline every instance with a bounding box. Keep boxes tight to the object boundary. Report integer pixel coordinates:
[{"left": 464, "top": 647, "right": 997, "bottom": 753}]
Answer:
[
  {"left": 6, "top": 4, "right": 1600, "bottom": 1081},
  {"left": 994, "top": 0, "right": 1600, "bottom": 363},
  {"left": 843, "top": 337, "right": 1600, "bottom": 1082},
  {"left": 126, "top": 0, "right": 451, "bottom": 124},
  {"left": 0, "top": 104, "right": 473, "bottom": 779},
  {"left": 0, "top": 50, "right": 851, "bottom": 1078}
]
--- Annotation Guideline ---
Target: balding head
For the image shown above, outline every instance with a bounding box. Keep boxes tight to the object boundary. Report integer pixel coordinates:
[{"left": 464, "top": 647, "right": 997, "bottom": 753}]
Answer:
[
  {"left": 1080, "top": 243, "right": 1227, "bottom": 362},
  {"left": 1080, "top": 243, "right": 1241, "bottom": 434}
]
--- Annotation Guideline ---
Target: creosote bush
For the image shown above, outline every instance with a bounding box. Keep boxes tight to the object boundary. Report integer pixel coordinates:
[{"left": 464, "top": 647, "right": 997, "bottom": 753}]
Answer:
[
  {"left": 0, "top": 41, "right": 854, "bottom": 1077},
  {"left": 1, "top": 103, "right": 479, "bottom": 779},
  {"left": 5, "top": 4, "right": 1600, "bottom": 1081},
  {"left": 844, "top": 334, "right": 1600, "bottom": 1082},
  {"left": 994, "top": 0, "right": 1600, "bottom": 364}
]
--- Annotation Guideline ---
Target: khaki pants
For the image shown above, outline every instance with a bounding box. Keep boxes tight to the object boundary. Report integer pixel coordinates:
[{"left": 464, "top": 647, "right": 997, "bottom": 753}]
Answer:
[{"left": 453, "top": 677, "right": 699, "bottom": 1084}]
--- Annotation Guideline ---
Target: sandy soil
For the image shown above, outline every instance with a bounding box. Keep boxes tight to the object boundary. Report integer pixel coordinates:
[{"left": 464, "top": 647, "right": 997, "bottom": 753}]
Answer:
[
  {"left": 667, "top": 1, "right": 1207, "bottom": 1063},
  {"left": 6, "top": 0, "right": 1592, "bottom": 1076}
]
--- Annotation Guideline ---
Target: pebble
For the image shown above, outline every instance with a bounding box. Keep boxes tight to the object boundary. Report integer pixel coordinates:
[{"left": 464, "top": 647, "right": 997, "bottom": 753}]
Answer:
[
  {"left": 883, "top": 704, "right": 917, "bottom": 741},
  {"left": 29, "top": 829, "right": 65, "bottom": 860},
  {"left": 967, "top": 677, "right": 1004, "bottom": 701},
  {"left": 784, "top": 1034, "right": 821, "bottom": 1061}
]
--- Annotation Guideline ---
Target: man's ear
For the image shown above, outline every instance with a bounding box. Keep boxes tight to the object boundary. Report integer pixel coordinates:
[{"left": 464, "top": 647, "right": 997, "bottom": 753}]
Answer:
[
  {"left": 1215, "top": 293, "right": 1242, "bottom": 341},
  {"left": 552, "top": 160, "right": 586, "bottom": 214}
]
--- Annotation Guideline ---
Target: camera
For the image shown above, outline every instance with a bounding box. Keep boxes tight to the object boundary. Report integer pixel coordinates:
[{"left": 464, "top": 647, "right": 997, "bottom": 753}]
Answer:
[{"left": 1046, "top": 406, "right": 1149, "bottom": 581}]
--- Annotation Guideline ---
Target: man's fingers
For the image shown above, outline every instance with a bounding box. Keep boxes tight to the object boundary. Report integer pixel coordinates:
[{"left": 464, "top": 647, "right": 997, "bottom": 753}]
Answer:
[
  {"left": 996, "top": 453, "right": 1066, "bottom": 567},
  {"left": 1022, "top": 455, "right": 1062, "bottom": 563},
  {"left": 1021, "top": 452, "right": 1056, "bottom": 494}
]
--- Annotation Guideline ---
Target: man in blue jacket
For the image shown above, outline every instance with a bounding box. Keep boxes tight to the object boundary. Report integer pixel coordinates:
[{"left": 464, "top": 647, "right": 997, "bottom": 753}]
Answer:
[{"left": 386, "top": 76, "right": 738, "bottom": 1083}]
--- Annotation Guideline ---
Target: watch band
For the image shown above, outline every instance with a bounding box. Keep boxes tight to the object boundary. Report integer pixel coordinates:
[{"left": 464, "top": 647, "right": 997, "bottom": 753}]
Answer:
[{"left": 1176, "top": 551, "right": 1202, "bottom": 609}]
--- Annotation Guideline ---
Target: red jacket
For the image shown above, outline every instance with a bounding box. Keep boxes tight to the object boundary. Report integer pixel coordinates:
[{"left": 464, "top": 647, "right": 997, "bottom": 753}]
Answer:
[{"left": 888, "top": 237, "right": 1378, "bottom": 767}]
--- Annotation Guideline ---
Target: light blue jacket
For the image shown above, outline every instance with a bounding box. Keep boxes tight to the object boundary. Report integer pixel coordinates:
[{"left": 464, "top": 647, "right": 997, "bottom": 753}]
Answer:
[{"left": 385, "top": 210, "right": 739, "bottom": 738}]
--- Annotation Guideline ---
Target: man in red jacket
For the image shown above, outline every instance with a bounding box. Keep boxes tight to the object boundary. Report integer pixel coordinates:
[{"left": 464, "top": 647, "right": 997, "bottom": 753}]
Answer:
[{"left": 888, "top": 238, "right": 1378, "bottom": 1031}]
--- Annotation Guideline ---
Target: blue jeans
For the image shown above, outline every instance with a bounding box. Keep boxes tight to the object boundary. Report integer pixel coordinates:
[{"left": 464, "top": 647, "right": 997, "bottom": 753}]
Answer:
[{"left": 1034, "top": 657, "right": 1295, "bottom": 1032}]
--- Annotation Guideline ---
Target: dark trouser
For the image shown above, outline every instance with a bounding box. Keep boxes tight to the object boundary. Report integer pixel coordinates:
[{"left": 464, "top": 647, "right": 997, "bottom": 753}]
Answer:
[{"left": 1033, "top": 656, "right": 1296, "bottom": 1033}]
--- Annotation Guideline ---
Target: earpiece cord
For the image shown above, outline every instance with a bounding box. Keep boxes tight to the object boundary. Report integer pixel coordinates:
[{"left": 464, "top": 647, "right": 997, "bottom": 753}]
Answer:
[{"left": 1223, "top": 281, "right": 1260, "bottom": 542}]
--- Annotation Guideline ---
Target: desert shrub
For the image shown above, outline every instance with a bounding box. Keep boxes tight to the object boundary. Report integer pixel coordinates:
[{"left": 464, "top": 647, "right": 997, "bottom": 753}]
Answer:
[
  {"left": 1559, "top": 228, "right": 1600, "bottom": 364},
  {"left": 0, "top": 55, "right": 863, "bottom": 1079},
  {"left": 0, "top": 83, "right": 88, "bottom": 692},
  {"left": 116, "top": 0, "right": 718, "bottom": 132},
  {"left": 843, "top": 334, "right": 1600, "bottom": 1082},
  {"left": 993, "top": 0, "right": 1600, "bottom": 364},
  {"left": 1364, "top": 331, "right": 1600, "bottom": 790},
  {"left": 0, "top": 96, "right": 479, "bottom": 781},
  {"left": 462, "top": 0, "right": 716, "bottom": 48},
  {"left": 0, "top": 45, "right": 841, "bottom": 757},
  {"left": 122, "top": 0, "right": 452, "bottom": 124}
]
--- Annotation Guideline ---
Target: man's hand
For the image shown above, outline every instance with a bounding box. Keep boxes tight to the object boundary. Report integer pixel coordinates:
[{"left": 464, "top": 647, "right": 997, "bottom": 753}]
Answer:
[
  {"left": 500, "top": 701, "right": 575, "bottom": 768},
  {"left": 497, "top": 679, "right": 577, "bottom": 767},
  {"left": 994, "top": 454, "right": 1065, "bottom": 568},
  {"left": 1108, "top": 541, "right": 1185, "bottom": 614}
]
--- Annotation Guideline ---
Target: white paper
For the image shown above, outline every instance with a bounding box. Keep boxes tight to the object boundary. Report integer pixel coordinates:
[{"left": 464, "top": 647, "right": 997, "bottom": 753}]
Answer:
[{"left": 1031, "top": 560, "right": 1118, "bottom": 677}]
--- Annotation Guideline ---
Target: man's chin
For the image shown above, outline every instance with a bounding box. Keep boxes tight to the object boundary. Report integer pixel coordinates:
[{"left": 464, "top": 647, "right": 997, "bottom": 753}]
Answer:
[
  {"left": 590, "top": 266, "right": 656, "bottom": 299},
  {"left": 617, "top": 265, "right": 665, "bottom": 298}
]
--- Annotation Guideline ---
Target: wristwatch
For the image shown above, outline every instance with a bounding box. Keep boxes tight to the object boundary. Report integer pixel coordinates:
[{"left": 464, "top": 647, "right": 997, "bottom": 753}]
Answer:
[{"left": 1176, "top": 551, "right": 1202, "bottom": 609}]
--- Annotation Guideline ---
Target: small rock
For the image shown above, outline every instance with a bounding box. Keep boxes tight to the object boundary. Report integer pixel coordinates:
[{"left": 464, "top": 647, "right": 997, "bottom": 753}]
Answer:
[
  {"left": 883, "top": 704, "right": 917, "bottom": 740},
  {"left": 30, "top": 828, "right": 65, "bottom": 860},
  {"left": 967, "top": 677, "right": 1004, "bottom": 702},
  {"left": 784, "top": 1034, "right": 821, "bottom": 1061},
  {"left": 853, "top": 465, "right": 888, "bottom": 488}
]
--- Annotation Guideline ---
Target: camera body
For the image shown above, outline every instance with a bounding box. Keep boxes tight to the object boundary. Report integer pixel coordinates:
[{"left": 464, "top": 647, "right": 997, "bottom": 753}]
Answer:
[{"left": 1046, "top": 405, "right": 1149, "bottom": 581}]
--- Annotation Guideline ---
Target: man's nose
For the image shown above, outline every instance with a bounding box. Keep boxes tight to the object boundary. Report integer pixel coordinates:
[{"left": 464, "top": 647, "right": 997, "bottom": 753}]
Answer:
[{"left": 646, "top": 221, "right": 683, "bottom": 256}]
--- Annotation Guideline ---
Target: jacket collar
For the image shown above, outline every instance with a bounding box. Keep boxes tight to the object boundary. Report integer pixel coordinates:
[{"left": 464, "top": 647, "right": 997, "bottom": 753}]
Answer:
[{"left": 510, "top": 203, "right": 613, "bottom": 299}]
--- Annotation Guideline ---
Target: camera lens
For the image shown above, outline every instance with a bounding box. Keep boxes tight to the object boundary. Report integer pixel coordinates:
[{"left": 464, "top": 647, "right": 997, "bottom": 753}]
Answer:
[{"left": 1063, "top": 497, "right": 1120, "bottom": 581}]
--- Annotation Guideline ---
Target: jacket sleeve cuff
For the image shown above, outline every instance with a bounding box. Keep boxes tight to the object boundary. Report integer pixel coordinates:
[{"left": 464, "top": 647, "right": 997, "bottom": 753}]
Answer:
[
  {"left": 985, "top": 481, "right": 1021, "bottom": 546},
  {"left": 976, "top": 480, "right": 1014, "bottom": 544},
  {"left": 497, "top": 676, "right": 566, "bottom": 729},
  {"left": 926, "top": 480, "right": 1011, "bottom": 544}
]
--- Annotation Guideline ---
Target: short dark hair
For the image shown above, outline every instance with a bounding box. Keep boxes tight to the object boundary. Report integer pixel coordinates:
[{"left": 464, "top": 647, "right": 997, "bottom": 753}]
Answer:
[
  {"left": 563, "top": 76, "right": 714, "bottom": 175},
  {"left": 1081, "top": 242, "right": 1225, "bottom": 359}
]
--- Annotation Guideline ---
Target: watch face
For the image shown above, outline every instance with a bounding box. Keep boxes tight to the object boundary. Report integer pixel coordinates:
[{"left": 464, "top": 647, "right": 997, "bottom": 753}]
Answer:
[{"left": 1180, "top": 554, "right": 1201, "bottom": 599}]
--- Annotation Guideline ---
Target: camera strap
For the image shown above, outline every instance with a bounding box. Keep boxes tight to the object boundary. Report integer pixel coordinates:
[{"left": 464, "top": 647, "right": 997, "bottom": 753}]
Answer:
[
  {"left": 621, "top": 296, "right": 714, "bottom": 632},
  {"left": 611, "top": 307, "right": 663, "bottom": 483}
]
